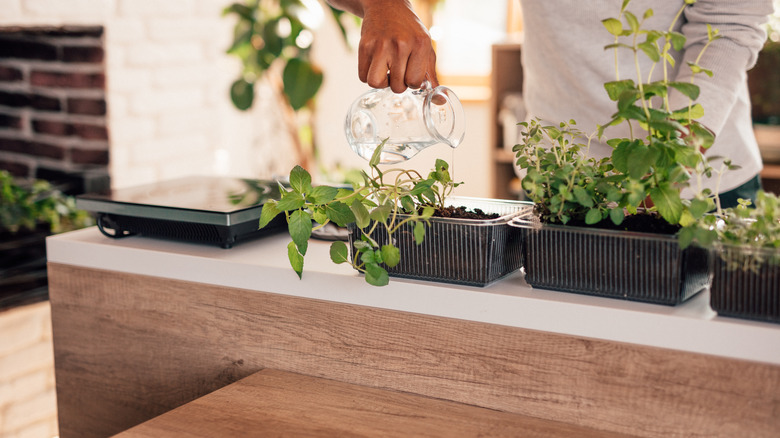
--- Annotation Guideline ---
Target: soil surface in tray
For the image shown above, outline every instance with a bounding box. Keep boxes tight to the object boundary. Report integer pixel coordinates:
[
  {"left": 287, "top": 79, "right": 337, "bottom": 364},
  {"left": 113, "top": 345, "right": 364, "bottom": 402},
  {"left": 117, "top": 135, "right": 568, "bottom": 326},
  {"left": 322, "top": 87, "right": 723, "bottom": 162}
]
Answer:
[
  {"left": 551, "top": 213, "right": 680, "bottom": 235},
  {"left": 431, "top": 206, "right": 500, "bottom": 220}
]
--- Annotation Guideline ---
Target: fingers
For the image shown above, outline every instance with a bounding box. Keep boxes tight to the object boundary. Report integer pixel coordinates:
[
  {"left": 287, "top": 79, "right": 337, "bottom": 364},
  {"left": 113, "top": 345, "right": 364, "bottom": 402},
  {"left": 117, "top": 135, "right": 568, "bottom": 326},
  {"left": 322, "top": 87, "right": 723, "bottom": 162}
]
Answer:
[
  {"left": 356, "top": 3, "right": 437, "bottom": 93},
  {"left": 358, "top": 38, "right": 437, "bottom": 93}
]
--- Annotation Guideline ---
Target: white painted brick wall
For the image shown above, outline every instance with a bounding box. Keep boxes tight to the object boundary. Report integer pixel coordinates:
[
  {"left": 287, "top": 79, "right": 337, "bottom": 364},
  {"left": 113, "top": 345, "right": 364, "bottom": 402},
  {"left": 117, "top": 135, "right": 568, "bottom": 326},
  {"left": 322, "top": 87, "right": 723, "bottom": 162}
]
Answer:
[{"left": 0, "top": 302, "right": 58, "bottom": 438}]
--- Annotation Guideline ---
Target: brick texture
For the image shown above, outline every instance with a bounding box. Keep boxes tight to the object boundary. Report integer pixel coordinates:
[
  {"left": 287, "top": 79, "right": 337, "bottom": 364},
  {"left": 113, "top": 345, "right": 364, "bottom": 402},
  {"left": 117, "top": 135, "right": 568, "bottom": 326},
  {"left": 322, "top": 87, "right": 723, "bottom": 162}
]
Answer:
[
  {"left": 67, "top": 97, "right": 106, "bottom": 115},
  {"left": 0, "top": 302, "right": 59, "bottom": 438},
  {"left": 0, "top": 160, "right": 30, "bottom": 176},
  {"left": 0, "top": 112, "right": 22, "bottom": 129},
  {"left": 0, "top": 26, "right": 109, "bottom": 180},
  {"left": 62, "top": 45, "right": 105, "bottom": 63},
  {"left": 71, "top": 147, "right": 109, "bottom": 165},
  {"left": 0, "top": 91, "right": 61, "bottom": 111},
  {"left": 30, "top": 70, "right": 105, "bottom": 89},
  {"left": 0, "top": 138, "right": 66, "bottom": 159},
  {"left": 0, "top": 37, "right": 57, "bottom": 60},
  {"left": 0, "top": 65, "right": 24, "bottom": 82},
  {"left": 31, "top": 118, "right": 71, "bottom": 136}
]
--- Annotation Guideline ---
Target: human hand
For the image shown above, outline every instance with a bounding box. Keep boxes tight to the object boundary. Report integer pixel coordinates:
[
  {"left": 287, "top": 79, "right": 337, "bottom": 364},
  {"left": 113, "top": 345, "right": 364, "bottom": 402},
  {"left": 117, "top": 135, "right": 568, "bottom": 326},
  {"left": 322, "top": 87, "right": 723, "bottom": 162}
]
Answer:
[{"left": 358, "top": 0, "right": 439, "bottom": 93}]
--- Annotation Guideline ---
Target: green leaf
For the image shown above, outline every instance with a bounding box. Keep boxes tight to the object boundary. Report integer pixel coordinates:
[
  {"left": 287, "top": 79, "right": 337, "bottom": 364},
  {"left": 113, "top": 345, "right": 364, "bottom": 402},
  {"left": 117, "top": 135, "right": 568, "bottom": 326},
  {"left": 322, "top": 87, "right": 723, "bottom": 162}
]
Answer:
[
  {"left": 650, "top": 184, "right": 683, "bottom": 225},
  {"left": 364, "top": 262, "right": 389, "bottom": 286},
  {"left": 413, "top": 221, "right": 426, "bottom": 244},
  {"left": 669, "top": 82, "right": 700, "bottom": 100},
  {"left": 369, "top": 138, "right": 387, "bottom": 168},
  {"left": 288, "top": 210, "right": 312, "bottom": 255},
  {"left": 222, "top": 3, "right": 254, "bottom": 20},
  {"left": 349, "top": 200, "right": 370, "bottom": 228},
  {"left": 604, "top": 80, "right": 635, "bottom": 101},
  {"left": 410, "top": 179, "right": 435, "bottom": 196},
  {"left": 677, "top": 226, "right": 694, "bottom": 249},
  {"left": 308, "top": 185, "right": 338, "bottom": 204},
  {"left": 688, "top": 122, "right": 715, "bottom": 150},
  {"left": 602, "top": 18, "right": 624, "bottom": 36},
  {"left": 610, "top": 207, "right": 625, "bottom": 225},
  {"left": 312, "top": 207, "right": 328, "bottom": 224},
  {"left": 381, "top": 244, "right": 401, "bottom": 268},
  {"left": 624, "top": 11, "right": 639, "bottom": 32},
  {"left": 573, "top": 186, "right": 594, "bottom": 208},
  {"left": 230, "top": 78, "right": 254, "bottom": 111},
  {"left": 282, "top": 58, "right": 323, "bottom": 110},
  {"left": 329, "top": 241, "right": 349, "bottom": 264},
  {"left": 276, "top": 191, "right": 305, "bottom": 211},
  {"left": 258, "top": 200, "right": 280, "bottom": 229},
  {"left": 585, "top": 208, "right": 602, "bottom": 225},
  {"left": 671, "top": 103, "right": 705, "bottom": 120},
  {"left": 287, "top": 241, "right": 304, "bottom": 279},
  {"left": 669, "top": 31, "right": 686, "bottom": 51},
  {"left": 262, "top": 18, "right": 284, "bottom": 57},
  {"left": 289, "top": 165, "right": 312, "bottom": 194},
  {"left": 369, "top": 203, "right": 392, "bottom": 223},
  {"left": 361, "top": 249, "right": 382, "bottom": 265},
  {"left": 627, "top": 144, "right": 653, "bottom": 180},
  {"left": 689, "top": 198, "right": 712, "bottom": 219},
  {"left": 617, "top": 90, "right": 640, "bottom": 112},
  {"left": 325, "top": 201, "right": 355, "bottom": 227},
  {"left": 638, "top": 41, "right": 660, "bottom": 62},
  {"left": 648, "top": 118, "right": 686, "bottom": 136},
  {"left": 611, "top": 140, "right": 632, "bottom": 173},
  {"left": 643, "top": 8, "right": 654, "bottom": 19}
]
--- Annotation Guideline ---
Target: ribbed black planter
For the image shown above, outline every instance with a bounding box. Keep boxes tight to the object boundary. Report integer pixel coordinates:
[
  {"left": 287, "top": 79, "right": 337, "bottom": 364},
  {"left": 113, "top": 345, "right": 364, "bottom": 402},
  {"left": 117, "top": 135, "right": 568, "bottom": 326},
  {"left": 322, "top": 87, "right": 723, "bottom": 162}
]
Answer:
[
  {"left": 348, "top": 198, "right": 530, "bottom": 287},
  {"left": 0, "top": 226, "right": 50, "bottom": 309},
  {"left": 512, "top": 217, "right": 711, "bottom": 305},
  {"left": 710, "top": 246, "right": 780, "bottom": 324}
]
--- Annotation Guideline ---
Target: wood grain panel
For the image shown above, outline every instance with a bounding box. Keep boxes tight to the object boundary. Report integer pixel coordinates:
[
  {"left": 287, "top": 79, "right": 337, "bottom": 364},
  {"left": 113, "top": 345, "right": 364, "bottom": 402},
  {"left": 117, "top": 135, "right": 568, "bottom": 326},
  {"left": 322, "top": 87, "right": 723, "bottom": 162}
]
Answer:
[
  {"left": 47, "top": 263, "right": 780, "bottom": 438},
  {"left": 115, "top": 369, "right": 636, "bottom": 438}
]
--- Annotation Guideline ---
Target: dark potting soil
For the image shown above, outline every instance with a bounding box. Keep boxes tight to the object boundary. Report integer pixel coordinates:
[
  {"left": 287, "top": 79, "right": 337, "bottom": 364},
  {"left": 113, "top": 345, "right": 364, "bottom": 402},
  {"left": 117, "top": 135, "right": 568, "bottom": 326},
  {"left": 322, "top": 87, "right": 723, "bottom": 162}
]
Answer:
[
  {"left": 547, "top": 212, "right": 680, "bottom": 235},
  {"left": 430, "top": 206, "right": 500, "bottom": 220}
]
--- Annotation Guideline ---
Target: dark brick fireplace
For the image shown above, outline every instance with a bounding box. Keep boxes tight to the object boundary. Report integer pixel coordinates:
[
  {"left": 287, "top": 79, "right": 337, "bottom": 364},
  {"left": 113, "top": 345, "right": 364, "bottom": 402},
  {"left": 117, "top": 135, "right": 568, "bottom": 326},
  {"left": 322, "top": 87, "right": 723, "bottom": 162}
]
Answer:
[
  {"left": 1, "top": 26, "right": 110, "bottom": 310},
  {"left": 0, "top": 25, "right": 110, "bottom": 193}
]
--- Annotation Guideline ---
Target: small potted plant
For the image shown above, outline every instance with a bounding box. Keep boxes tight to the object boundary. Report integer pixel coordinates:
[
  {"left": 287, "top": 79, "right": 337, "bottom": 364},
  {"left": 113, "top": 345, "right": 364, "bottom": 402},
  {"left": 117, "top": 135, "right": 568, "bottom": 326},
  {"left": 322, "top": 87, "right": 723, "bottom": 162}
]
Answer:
[
  {"left": 259, "top": 141, "right": 530, "bottom": 286},
  {"left": 1, "top": 170, "right": 92, "bottom": 303},
  {"left": 689, "top": 190, "right": 780, "bottom": 323},
  {"left": 511, "top": 1, "right": 718, "bottom": 305}
]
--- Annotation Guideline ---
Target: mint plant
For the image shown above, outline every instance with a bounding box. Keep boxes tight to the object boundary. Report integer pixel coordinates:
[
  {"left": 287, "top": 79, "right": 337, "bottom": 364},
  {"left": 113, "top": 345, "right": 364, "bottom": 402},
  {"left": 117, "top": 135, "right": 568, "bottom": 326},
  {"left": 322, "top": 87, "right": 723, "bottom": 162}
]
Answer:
[
  {"left": 259, "top": 140, "right": 461, "bottom": 286},
  {"left": 515, "top": 0, "right": 723, "bottom": 232}
]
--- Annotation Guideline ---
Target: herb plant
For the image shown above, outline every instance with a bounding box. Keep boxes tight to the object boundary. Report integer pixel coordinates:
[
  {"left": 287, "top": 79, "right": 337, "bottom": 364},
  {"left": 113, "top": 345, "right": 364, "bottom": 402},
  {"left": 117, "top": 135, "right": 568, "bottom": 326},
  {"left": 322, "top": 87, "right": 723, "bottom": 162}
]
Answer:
[
  {"left": 259, "top": 140, "right": 461, "bottom": 286},
  {"left": 690, "top": 190, "right": 780, "bottom": 272},
  {"left": 515, "top": 0, "right": 723, "bottom": 232},
  {"left": 0, "top": 170, "right": 92, "bottom": 235}
]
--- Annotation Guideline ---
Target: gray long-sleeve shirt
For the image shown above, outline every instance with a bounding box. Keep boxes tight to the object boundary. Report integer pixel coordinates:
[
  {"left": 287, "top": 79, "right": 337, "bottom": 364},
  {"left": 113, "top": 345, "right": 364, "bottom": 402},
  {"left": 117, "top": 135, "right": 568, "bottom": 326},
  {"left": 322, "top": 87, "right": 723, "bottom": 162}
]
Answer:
[{"left": 519, "top": 0, "right": 773, "bottom": 193}]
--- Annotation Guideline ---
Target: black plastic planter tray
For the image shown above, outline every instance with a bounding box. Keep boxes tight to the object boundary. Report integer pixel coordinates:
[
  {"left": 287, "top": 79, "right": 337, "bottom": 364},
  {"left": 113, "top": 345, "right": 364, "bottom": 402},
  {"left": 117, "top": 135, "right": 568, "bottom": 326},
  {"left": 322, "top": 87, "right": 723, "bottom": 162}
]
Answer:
[
  {"left": 511, "top": 215, "right": 711, "bottom": 305},
  {"left": 348, "top": 197, "right": 532, "bottom": 287},
  {"left": 711, "top": 246, "right": 780, "bottom": 324}
]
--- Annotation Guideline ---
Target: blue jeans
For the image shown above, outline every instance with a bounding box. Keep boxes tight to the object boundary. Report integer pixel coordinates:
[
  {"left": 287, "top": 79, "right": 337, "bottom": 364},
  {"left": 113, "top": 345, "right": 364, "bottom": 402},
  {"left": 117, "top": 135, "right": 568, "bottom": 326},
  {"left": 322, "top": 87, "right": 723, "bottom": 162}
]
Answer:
[{"left": 717, "top": 174, "right": 762, "bottom": 209}]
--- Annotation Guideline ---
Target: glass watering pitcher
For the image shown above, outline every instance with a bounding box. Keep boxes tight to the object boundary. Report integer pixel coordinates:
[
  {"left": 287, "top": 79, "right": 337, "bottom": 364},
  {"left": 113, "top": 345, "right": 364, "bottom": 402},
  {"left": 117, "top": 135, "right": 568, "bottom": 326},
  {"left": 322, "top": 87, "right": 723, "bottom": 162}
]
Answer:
[{"left": 345, "top": 82, "right": 465, "bottom": 164}]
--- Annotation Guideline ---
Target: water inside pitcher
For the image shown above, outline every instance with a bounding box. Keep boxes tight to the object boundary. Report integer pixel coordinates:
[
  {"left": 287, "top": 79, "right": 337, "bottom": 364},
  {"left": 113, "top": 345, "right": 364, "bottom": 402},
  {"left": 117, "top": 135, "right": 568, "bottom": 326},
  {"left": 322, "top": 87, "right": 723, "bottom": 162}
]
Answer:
[{"left": 345, "top": 82, "right": 465, "bottom": 164}]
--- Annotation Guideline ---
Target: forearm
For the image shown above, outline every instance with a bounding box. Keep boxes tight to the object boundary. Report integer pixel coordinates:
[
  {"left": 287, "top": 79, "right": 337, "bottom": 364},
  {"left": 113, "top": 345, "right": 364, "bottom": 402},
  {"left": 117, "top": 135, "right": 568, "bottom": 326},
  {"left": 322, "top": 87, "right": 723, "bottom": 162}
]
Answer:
[{"left": 326, "top": 0, "right": 413, "bottom": 18}]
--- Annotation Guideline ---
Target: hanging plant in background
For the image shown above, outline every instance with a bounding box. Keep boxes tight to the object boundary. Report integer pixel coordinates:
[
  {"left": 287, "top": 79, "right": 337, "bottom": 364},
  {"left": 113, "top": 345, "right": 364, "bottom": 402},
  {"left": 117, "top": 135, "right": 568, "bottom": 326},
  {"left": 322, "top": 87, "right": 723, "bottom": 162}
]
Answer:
[{"left": 223, "top": 0, "right": 356, "bottom": 168}]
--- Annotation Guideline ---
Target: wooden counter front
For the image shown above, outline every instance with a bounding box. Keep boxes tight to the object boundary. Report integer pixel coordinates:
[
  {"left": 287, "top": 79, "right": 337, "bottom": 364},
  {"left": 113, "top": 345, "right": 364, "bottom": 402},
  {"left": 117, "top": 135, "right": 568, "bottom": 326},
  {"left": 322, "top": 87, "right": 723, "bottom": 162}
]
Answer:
[{"left": 48, "top": 255, "right": 780, "bottom": 437}]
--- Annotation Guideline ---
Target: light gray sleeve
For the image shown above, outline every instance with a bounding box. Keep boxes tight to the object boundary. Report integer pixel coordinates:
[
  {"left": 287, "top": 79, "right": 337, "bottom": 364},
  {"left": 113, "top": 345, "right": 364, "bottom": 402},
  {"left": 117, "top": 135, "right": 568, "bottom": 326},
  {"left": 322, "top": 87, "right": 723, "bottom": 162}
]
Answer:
[{"left": 669, "top": 0, "right": 773, "bottom": 135}]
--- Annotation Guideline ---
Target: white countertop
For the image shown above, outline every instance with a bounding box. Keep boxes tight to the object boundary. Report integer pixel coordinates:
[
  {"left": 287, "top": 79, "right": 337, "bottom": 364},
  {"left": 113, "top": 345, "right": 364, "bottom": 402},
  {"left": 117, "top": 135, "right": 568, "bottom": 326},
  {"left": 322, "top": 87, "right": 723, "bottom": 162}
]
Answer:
[{"left": 47, "top": 227, "right": 780, "bottom": 366}]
